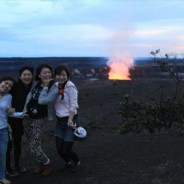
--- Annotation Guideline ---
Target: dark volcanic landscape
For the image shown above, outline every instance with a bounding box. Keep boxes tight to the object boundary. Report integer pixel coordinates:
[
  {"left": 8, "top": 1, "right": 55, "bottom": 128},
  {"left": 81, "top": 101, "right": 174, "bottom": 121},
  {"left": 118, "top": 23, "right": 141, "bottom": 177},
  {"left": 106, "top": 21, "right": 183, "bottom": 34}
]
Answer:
[{"left": 8, "top": 79, "right": 184, "bottom": 184}]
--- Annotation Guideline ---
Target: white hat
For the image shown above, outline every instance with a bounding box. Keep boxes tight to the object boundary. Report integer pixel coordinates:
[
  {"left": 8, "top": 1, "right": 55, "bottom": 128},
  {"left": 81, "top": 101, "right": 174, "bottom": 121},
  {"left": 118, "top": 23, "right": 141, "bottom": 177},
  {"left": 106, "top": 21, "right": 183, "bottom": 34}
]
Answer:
[{"left": 74, "top": 127, "right": 87, "bottom": 139}]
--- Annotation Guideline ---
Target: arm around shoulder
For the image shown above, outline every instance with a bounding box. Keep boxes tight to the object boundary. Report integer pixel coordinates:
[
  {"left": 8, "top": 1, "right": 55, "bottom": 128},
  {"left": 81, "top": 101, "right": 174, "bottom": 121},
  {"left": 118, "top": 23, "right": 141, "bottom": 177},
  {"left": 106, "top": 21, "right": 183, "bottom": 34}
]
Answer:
[{"left": 38, "top": 84, "right": 58, "bottom": 105}]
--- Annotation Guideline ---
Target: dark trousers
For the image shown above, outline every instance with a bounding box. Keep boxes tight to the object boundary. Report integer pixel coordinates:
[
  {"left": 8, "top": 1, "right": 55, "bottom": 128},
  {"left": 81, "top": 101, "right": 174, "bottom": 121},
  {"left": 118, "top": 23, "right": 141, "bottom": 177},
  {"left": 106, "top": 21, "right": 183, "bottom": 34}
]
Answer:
[
  {"left": 55, "top": 136, "right": 79, "bottom": 164},
  {"left": 6, "top": 119, "right": 24, "bottom": 170}
]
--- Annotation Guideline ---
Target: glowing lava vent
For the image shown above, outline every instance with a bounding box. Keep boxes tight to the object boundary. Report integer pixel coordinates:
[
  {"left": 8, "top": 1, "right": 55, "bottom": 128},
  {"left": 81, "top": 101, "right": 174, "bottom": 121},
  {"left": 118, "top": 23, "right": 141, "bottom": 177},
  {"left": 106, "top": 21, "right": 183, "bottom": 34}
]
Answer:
[{"left": 107, "top": 55, "right": 134, "bottom": 80}]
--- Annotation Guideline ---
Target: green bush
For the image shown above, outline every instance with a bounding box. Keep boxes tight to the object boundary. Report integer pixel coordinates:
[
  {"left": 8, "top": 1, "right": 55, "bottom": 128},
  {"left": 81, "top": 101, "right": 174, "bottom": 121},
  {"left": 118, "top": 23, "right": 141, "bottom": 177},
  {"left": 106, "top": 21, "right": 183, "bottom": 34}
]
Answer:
[{"left": 118, "top": 50, "right": 184, "bottom": 134}]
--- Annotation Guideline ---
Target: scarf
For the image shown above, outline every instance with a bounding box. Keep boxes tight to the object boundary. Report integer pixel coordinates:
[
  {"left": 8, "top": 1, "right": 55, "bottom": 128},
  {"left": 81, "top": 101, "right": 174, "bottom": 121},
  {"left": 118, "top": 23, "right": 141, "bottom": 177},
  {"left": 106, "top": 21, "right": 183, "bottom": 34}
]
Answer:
[{"left": 58, "top": 81, "right": 67, "bottom": 100}]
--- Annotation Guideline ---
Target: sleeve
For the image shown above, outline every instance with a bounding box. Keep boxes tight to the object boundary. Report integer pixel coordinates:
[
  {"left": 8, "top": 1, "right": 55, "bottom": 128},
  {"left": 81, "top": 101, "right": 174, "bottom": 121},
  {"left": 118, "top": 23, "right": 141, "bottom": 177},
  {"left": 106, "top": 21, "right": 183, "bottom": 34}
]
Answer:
[
  {"left": 5, "top": 94, "right": 12, "bottom": 110},
  {"left": 6, "top": 94, "right": 24, "bottom": 118},
  {"left": 23, "top": 90, "right": 32, "bottom": 112},
  {"left": 9, "top": 112, "right": 24, "bottom": 118},
  {"left": 38, "top": 84, "right": 58, "bottom": 105},
  {"left": 23, "top": 81, "right": 37, "bottom": 113},
  {"left": 68, "top": 86, "right": 79, "bottom": 113}
]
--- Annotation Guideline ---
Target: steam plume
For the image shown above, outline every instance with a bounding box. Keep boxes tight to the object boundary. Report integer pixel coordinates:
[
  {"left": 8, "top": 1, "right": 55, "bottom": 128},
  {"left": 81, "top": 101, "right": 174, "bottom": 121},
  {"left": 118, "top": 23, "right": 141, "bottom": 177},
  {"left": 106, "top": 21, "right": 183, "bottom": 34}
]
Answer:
[{"left": 106, "top": 29, "right": 134, "bottom": 80}]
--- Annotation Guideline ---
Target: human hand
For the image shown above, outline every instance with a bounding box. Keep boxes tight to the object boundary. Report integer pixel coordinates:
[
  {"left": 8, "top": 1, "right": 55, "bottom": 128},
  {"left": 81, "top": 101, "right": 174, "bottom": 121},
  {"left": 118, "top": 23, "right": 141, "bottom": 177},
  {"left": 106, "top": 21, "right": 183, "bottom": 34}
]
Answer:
[
  {"left": 43, "top": 79, "right": 54, "bottom": 87},
  {"left": 67, "top": 121, "right": 77, "bottom": 129},
  {"left": 7, "top": 108, "right": 15, "bottom": 115}
]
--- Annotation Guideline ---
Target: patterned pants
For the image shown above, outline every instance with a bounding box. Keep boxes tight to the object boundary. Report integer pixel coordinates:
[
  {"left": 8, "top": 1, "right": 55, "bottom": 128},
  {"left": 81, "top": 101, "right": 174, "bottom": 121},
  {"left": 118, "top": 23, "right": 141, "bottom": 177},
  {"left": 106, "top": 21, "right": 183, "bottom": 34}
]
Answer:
[{"left": 24, "top": 118, "right": 49, "bottom": 164}]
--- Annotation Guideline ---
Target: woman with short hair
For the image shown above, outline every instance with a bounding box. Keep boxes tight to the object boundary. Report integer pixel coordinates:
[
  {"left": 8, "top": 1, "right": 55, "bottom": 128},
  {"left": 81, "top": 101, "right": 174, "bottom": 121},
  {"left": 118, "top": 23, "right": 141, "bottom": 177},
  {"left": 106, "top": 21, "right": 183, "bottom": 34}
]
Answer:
[{"left": 0, "top": 76, "right": 25, "bottom": 184}]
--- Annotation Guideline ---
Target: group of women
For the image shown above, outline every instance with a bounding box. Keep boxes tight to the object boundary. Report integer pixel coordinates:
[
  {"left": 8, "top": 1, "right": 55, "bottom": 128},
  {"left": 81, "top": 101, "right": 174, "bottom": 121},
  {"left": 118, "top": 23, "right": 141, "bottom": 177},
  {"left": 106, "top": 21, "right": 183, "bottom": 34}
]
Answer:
[{"left": 0, "top": 64, "right": 80, "bottom": 184}]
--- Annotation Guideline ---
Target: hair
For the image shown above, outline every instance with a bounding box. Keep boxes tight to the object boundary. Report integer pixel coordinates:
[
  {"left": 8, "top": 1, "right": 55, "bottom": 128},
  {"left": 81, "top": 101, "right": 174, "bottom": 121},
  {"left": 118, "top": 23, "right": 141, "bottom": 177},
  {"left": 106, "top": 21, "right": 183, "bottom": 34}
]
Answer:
[
  {"left": 35, "top": 64, "right": 53, "bottom": 81},
  {"left": 19, "top": 66, "right": 34, "bottom": 77},
  {"left": 0, "top": 76, "right": 15, "bottom": 83},
  {"left": 54, "top": 65, "right": 70, "bottom": 79}
]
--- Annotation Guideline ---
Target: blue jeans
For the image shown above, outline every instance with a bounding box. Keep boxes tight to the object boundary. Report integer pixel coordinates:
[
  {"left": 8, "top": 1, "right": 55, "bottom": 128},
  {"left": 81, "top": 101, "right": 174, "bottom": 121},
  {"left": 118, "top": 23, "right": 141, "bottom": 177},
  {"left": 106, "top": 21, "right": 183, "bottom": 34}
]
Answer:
[
  {"left": 55, "top": 116, "right": 77, "bottom": 142},
  {"left": 0, "top": 127, "right": 9, "bottom": 180}
]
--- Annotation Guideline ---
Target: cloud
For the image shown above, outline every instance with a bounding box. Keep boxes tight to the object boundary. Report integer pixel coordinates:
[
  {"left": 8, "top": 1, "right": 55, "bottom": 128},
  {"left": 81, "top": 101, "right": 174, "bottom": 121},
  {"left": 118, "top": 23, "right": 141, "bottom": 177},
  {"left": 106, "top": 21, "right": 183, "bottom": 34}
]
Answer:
[{"left": 0, "top": 0, "right": 184, "bottom": 57}]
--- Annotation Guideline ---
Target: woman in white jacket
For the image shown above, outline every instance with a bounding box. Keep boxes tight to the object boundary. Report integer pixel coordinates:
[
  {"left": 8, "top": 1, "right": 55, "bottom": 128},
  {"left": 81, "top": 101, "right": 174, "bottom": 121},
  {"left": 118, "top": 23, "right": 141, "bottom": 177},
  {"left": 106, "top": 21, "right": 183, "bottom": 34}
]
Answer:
[{"left": 39, "top": 65, "right": 81, "bottom": 173}]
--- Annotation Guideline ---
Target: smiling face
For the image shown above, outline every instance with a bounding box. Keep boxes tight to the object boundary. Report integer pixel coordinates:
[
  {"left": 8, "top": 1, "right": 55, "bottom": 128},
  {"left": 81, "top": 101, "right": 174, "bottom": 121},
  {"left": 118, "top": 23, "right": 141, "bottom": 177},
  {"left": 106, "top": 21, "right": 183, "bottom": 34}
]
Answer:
[
  {"left": 0, "top": 80, "right": 14, "bottom": 94},
  {"left": 20, "top": 69, "right": 33, "bottom": 85},
  {"left": 39, "top": 67, "right": 52, "bottom": 81},
  {"left": 55, "top": 70, "right": 68, "bottom": 84}
]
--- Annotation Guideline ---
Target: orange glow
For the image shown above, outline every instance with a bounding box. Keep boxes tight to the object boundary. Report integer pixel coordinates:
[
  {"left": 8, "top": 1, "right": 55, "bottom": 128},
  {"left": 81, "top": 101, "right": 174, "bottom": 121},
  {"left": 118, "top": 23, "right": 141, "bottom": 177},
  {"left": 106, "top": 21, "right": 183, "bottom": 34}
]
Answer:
[{"left": 108, "top": 56, "right": 133, "bottom": 80}]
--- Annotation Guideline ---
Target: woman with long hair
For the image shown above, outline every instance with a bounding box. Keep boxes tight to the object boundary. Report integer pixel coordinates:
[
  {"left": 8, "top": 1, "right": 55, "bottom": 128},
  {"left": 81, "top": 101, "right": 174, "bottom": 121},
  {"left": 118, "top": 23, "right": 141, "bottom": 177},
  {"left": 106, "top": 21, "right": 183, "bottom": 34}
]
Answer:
[
  {"left": 23, "top": 64, "right": 54, "bottom": 177},
  {"left": 6, "top": 66, "right": 34, "bottom": 177}
]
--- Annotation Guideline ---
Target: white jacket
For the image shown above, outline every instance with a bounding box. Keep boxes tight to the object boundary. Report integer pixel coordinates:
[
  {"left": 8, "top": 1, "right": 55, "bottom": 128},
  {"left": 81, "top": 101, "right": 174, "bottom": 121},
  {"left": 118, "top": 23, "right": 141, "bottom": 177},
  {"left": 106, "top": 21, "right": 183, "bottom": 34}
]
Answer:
[{"left": 38, "top": 80, "right": 79, "bottom": 118}]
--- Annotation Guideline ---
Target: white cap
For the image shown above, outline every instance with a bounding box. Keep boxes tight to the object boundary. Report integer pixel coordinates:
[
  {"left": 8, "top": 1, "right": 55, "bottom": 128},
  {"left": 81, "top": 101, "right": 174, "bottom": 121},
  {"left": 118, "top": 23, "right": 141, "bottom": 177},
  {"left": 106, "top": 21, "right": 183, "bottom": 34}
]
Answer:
[{"left": 74, "top": 127, "right": 87, "bottom": 138}]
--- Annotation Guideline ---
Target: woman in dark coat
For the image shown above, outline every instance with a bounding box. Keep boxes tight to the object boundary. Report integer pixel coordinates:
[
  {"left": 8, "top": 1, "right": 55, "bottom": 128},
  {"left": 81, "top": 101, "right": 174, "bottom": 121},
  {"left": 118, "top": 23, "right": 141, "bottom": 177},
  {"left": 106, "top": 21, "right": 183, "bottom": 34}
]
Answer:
[{"left": 6, "top": 66, "right": 34, "bottom": 176}]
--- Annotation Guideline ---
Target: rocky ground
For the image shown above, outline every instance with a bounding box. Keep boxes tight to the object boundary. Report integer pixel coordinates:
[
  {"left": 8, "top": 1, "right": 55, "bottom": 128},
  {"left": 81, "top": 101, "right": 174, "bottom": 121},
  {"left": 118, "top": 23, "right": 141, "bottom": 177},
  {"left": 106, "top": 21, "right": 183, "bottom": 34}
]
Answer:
[{"left": 9, "top": 79, "right": 184, "bottom": 184}]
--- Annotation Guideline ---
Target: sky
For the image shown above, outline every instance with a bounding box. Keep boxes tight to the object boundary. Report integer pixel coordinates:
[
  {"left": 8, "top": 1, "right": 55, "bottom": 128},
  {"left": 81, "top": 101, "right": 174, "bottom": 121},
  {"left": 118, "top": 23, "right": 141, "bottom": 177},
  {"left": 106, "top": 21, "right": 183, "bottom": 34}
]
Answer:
[{"left": 0, "top": 0, "right": 184, "bottom": 58}]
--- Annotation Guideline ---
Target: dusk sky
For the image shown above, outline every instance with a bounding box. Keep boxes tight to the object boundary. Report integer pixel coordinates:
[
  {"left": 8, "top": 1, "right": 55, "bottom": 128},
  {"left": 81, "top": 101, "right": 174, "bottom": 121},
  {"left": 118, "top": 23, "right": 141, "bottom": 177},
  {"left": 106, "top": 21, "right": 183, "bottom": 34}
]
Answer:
[{"left": 0, "top": 0, "right": 184, "bottom": 58}]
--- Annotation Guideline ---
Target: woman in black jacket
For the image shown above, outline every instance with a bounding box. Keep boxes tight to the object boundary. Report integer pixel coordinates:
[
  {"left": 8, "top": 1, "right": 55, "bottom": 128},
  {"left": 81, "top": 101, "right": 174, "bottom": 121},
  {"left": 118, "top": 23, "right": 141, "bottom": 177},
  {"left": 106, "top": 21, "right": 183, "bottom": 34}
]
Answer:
[{"left": 6, "top": 66, "right": 34, "bottom": 176}]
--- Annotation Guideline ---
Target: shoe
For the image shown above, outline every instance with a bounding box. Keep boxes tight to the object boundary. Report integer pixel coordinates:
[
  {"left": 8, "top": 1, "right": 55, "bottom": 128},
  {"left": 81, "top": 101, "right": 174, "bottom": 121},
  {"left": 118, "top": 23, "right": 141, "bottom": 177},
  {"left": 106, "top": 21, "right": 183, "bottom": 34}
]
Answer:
[
  {"left": 15, "top": 166, "right": 27, "bottom": 173},
  {"left": 60, "top": 162, "right": 73, "bottom": 173},
  {"left": 41, "top": 163, "right": 54, "bottom": 177},
  {"left": 71, "top": 161, "right": 81, "bottom": 173},
  {"left": 33, "top": 162, "right": 44, "bottom": 174},
  {"left": 6, "top": 169, "right": 19, "bottom": 177},
  {"left": 0, "top": 178, "right": 11, "bottom": 184}
]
